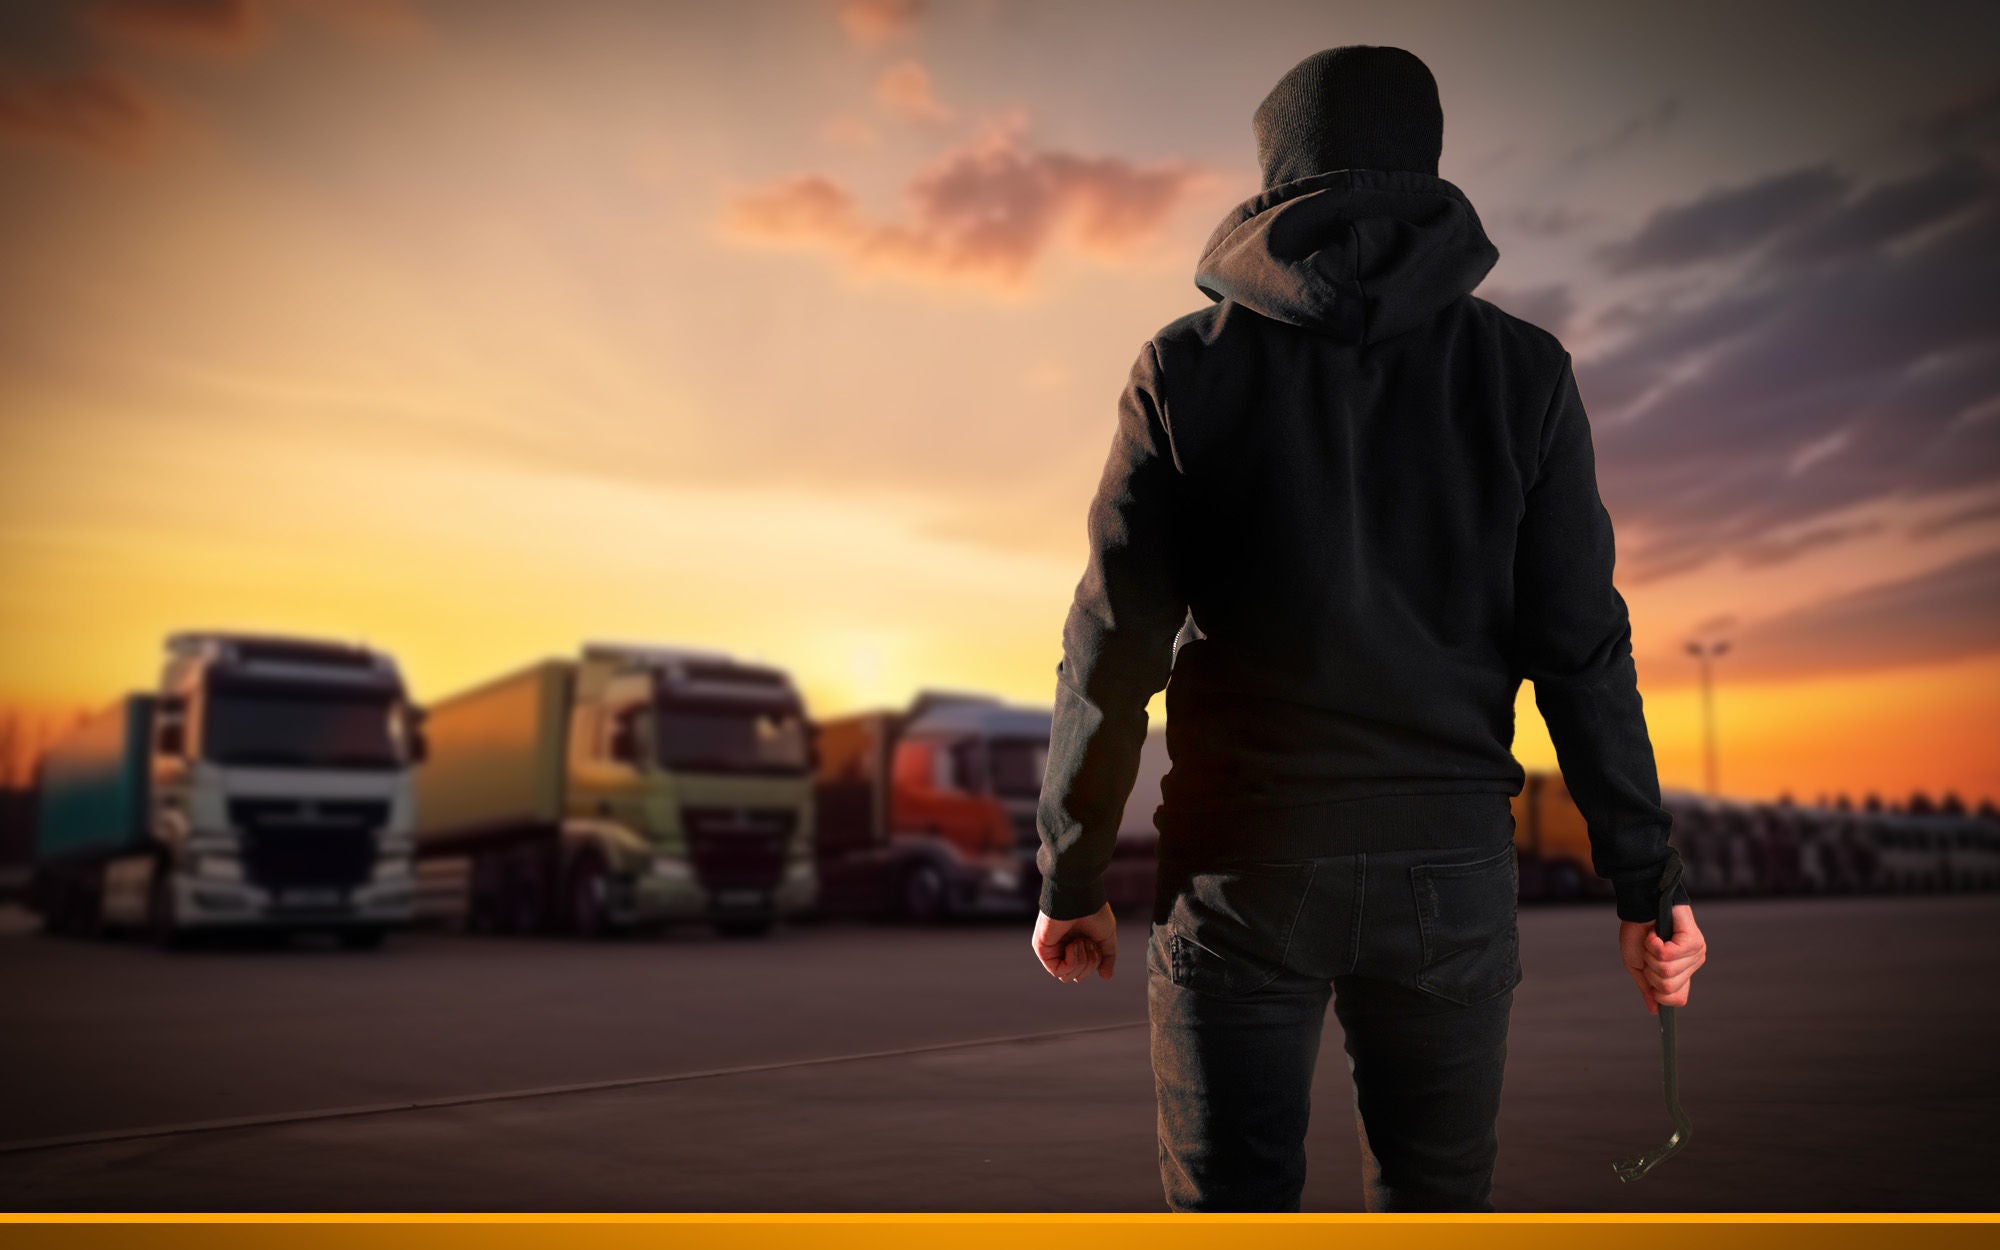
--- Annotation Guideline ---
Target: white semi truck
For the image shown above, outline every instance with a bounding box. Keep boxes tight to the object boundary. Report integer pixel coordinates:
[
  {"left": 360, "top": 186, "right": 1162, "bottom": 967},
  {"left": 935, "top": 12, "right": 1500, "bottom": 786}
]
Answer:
[{"left": 30, "top": 631, "right": 425, "bottom": 947}]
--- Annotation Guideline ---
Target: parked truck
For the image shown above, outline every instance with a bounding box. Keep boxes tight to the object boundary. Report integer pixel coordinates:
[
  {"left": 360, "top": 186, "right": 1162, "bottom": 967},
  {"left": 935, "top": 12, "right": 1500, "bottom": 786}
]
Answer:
[
  {"left": 410, "top": 642, "right": 817, "bottom": 938},
  {"left": 29, "top": 631, "right": 424, "bottom": 947},
  {"left": 812, "top": 692, "right": 1046, "bottom": 921},
  {"left": 809, "top": 691, "right": 1165, "bottom": 921},
  {"left": 1510, "top": 775, "right": 2000, "bottom": 902}
]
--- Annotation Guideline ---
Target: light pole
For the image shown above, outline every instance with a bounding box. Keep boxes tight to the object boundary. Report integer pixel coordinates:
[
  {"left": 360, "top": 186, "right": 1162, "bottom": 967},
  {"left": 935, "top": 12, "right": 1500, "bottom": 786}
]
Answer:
[{"left": 1685, "top": 638, "right": 1730, "bottom": 797}]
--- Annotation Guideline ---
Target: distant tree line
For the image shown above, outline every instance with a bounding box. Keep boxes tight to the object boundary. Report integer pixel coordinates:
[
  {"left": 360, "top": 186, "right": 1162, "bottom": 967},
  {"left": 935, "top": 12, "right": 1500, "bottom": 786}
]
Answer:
[{"left": 0, "top": 703, "right": 95, "bottom": 789}]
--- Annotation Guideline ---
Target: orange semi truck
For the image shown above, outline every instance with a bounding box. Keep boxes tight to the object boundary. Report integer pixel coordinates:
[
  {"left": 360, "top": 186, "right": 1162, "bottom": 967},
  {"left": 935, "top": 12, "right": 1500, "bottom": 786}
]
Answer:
[
  {"left": 811, "top": 692, "right": 1046, "bottom": 921},
  {"left": 810, "top": 691, "right": 1163, "bottom": 921}
]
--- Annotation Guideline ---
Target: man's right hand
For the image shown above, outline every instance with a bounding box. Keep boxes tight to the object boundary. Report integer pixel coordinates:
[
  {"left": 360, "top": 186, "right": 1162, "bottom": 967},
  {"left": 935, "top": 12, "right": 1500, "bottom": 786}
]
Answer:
[{"left": 1619, "top": 903, "right": 1706, "bottom": 1015}]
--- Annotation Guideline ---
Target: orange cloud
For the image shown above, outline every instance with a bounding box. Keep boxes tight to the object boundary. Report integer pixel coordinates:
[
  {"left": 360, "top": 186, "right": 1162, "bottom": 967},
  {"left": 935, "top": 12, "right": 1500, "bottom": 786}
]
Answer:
[
  {"left": 873, "top": 58, "right": 951, "bottom": 124},
  {"left": 837, "top": 0, "right": 924, "bottom": 49},
  {"left": 87, "top": 0, "right": 266, "bottom": 55},
  {"left": 0, "top": 67, "right": 159, "bottom": 158},
  {"left": 285, "top": 0, "right": 426, "bottom": 46},
  {"left": 819, "top": 112, "right": 880, "bottom": 148},
  {"left": 1, "top": 0, "right": 421, "bottom": 163},
  {"left": 85, "top": 0, "right": 422, "bottom": 59},
  {"left": 721, "top": 113, "right": 1211, "bottom": 295}
]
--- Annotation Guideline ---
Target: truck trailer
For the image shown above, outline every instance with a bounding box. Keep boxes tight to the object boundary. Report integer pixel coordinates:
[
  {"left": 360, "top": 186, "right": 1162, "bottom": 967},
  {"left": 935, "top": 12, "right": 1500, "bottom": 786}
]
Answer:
[
  {"left": 29, "top": 631, "right": 424, "bottom": 946},
  {"left": 411, "top": 642, "right": 817, "bottom": 938}
]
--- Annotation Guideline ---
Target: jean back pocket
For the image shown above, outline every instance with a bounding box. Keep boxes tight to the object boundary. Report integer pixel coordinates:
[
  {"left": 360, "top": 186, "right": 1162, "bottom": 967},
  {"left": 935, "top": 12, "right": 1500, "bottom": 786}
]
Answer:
[
  {"left": 1410, "top": 845, "right": 1523, "bottom": 1006},
  {"left": 1160, "top": 859, "right": 1318, "bottom": 999}
]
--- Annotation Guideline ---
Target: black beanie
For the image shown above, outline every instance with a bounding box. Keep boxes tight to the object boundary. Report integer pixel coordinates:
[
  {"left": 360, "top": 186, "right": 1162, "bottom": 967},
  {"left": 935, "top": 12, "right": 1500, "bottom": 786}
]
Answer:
[{"left": 1253, "top": 45, "right": 1443, "bottom": 189}]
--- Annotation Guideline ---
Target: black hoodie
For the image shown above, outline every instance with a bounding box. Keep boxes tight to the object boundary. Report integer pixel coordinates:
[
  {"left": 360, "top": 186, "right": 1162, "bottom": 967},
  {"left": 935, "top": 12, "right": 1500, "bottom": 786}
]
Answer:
[{"left": 1035, "top": 167, "right": 1689, "bottom": 924}]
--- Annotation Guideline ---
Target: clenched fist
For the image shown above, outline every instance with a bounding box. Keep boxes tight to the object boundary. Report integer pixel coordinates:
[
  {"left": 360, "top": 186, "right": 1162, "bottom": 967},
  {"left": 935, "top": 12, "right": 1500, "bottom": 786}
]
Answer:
[
  {"left": 1032, "top": 903, "right": 1119, "bottom": 983},
  {"left": 1620, "top": 902, "right": 1707, "bottom": 1015}
]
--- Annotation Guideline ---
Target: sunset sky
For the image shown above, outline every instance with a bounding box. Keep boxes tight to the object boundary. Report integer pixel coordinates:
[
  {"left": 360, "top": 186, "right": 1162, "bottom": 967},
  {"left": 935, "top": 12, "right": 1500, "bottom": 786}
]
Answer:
[{"left": 2, "top": 0, "right": 1997, "bottom": 805}]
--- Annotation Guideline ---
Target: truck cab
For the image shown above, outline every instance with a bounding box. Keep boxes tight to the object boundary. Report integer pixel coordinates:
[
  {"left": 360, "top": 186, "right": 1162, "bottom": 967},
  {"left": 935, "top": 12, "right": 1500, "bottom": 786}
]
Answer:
[
  {"left": 36, "top": 631, "right": 424, "bottom": 946},
  {"left": 813, "top": 691, "right": 1050, "bottom": 921},
  {"left": 565, "top": 643, "right": 818, "bottom": 936}
]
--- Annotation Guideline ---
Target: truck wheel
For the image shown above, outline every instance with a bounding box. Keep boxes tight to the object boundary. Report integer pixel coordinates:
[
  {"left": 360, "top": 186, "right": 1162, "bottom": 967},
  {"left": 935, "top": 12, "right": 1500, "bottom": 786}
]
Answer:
[
  {"left": 147, "top": 869, "right": 185, "bottom": 950},
  {"left": 503, "top": 853, "right": 554, "bottom": 935},
  {"left": 501, "top": 865, "right": 532, "bottom": 934},
  {"left": 715, "top": 916, "right": 776, "bottom": 939},
  {"left": 73, "top": 883, "right": 105, "bottom": 941},
  {"left": 45, "top": 870, "right": 105, "bottom": 939},
  {"left": 902, "top": 861, "right": 952, "bottom": 923},
  {"left": 565, "top": 853, "right": 615, "bottom": 940},
  {"left": 466, "top": 854, "right": 505, "bottom": 933},
  {"left": 38, "top": 878, "right": 71, "bottom": 936}
]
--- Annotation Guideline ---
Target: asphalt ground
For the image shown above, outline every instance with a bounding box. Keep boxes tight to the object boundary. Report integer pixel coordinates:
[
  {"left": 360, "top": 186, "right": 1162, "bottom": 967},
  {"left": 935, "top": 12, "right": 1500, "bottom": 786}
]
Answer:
[{"left": 0, "top": 893, "right": 1994, "bottom": 1211}]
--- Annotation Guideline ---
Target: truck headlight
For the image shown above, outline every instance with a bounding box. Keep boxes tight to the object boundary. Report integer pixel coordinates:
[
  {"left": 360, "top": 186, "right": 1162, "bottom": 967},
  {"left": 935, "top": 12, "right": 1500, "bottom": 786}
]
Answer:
[
  {"left": 193, "top": 854, "right": 244, "bottom": 883},
  {"left": 651, "top": 856, "right": 694, "bottom": 882}
]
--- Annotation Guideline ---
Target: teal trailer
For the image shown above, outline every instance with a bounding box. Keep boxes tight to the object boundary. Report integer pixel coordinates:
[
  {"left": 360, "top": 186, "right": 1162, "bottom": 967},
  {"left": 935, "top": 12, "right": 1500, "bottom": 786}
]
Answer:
[{"left": 34, "top": 695, "right": 155, "bottom": 866}]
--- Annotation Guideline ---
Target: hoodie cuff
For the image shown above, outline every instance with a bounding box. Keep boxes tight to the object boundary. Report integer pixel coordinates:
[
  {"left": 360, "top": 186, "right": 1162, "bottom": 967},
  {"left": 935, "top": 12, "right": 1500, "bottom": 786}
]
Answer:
[
  {"left": 1614, "top": 872, "right": 1692, "bottom": 924},
  {"left": 1040, "top": 875, "right": 1108, "bottom": 921}
]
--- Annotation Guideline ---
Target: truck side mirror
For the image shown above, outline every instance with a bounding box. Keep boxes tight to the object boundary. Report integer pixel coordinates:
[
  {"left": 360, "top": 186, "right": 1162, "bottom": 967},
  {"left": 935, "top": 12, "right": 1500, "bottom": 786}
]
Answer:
[
  {"left": 156, "top": 694, "right": 187, "bottom": 758},
  {"left": 405, "top": 706, "right": 429, "bottom": 765},
  {"left": 609, "top": 712, "right": 641, "bottom": 765}
]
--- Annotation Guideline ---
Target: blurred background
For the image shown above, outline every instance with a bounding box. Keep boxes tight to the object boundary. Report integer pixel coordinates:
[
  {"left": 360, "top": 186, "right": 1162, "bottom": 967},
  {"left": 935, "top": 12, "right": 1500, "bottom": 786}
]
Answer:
[{"left": 0, "top": 0, "right": 1995, "bottom": 1215}]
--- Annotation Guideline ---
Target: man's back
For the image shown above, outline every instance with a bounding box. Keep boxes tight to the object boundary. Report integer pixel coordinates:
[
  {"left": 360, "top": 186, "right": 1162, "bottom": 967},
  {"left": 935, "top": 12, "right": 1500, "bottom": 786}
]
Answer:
[
  {"left": 1154, "top": 168, "right": 1557, "bottom": 840},
  {"left": 1036, "top": 163, "right": 1685, "bottom": 925}
]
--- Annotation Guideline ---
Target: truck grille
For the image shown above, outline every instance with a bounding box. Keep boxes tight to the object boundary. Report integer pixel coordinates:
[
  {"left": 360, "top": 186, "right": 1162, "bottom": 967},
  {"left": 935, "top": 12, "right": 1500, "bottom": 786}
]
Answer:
[
  {"left": 681, "top": 806, "right": 794, "bottom": 893},
  {"left": 229, "top": 798, "right": 386, "bottom": 893}
]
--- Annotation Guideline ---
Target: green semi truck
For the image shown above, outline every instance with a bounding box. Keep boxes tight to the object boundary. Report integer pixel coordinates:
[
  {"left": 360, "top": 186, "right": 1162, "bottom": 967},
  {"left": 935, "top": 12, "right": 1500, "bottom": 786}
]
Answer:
[{"left": 411, "top": 642, "right": 818, "bottom": 938}]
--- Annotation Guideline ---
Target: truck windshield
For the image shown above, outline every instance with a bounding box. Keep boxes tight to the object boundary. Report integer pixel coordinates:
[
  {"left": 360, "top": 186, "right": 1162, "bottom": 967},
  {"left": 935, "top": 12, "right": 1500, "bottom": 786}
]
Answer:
[
  {"left": 988, "top": 736, "right": 1049, "bottom": 799},
  {"left": 202, "top": 679, "right": 406, "bottom": 769},
  {"left": 655, "top": 699, "right": 809, "bottom": 776}
]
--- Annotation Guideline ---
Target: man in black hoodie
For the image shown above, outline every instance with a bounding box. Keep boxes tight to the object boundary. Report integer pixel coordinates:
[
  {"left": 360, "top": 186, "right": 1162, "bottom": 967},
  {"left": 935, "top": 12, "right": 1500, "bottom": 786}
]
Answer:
[{"left": 1028, "top": 46, "right": 1707, "bottom": 1211}]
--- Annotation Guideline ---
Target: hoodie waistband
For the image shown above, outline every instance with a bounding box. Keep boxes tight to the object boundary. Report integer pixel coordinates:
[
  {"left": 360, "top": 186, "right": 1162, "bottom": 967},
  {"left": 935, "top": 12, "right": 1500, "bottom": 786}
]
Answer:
[{"left": 1155, "top": 788, "right": 1517, "bottom": 865}]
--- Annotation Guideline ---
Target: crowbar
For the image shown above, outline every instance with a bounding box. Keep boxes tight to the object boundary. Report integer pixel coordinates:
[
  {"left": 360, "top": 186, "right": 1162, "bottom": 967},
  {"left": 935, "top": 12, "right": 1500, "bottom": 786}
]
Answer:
[{"left": 1612, "top": 846, "right": 1692, "bottom": 1182}]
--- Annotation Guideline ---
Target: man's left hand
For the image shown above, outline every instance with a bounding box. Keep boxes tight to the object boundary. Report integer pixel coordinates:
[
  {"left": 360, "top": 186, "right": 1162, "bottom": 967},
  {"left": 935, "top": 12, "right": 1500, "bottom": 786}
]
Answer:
[{"left": 1032, "top": 902, "right": 1118, "bottom": 982}]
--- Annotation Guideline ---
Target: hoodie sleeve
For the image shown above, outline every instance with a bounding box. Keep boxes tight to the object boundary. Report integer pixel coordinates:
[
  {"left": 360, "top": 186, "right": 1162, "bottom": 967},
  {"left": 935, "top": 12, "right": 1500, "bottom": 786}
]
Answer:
[
  {"left": 1036, "top": 339, "right": 1186, "bottom": 920},
  {"left": 1517, "top": 352, "right": 1692, "bottom": 924}
]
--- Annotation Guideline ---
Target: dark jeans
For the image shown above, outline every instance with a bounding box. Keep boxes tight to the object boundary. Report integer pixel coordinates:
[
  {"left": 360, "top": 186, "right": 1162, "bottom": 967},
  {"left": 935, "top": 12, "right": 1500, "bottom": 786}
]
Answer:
[{"left": 1147, "top": 840, "right": 1523, "bottom": 1212}]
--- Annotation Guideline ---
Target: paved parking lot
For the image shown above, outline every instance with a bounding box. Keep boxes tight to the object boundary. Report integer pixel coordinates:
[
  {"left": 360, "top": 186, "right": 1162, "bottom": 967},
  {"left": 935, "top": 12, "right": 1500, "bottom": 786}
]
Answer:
[{"left": 1, "top": 894, "right": 1995, "bottom": 1210}]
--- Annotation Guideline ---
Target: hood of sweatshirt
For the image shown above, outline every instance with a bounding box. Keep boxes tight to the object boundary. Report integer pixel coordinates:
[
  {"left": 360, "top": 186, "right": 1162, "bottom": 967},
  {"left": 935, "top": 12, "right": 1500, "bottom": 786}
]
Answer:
[{"left": 1194, "top": 168, "right": 1500, "bottom": 345}]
